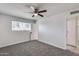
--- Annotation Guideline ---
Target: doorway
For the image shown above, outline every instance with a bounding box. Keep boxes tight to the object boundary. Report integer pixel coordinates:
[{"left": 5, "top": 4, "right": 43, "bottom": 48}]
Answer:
[
  {"left": 66, "top": 16, "right": 77, "bottom": 47},
  {"left": 66, "top": 15, "right": 79, "bottom": 54}
]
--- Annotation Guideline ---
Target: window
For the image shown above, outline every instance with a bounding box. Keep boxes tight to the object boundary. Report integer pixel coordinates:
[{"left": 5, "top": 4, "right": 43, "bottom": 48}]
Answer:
[{"left": 12, "top": 21, "right": 31, "bottom": 31}]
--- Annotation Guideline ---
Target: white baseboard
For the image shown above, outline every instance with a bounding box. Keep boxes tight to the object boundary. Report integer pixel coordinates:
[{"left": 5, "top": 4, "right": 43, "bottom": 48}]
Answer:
[{"left": 38, "top": 40, "right": 67, "bottom": 50}]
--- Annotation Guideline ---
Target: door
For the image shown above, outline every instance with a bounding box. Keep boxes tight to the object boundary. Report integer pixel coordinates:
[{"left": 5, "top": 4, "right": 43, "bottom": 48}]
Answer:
[{"left": 67, "top": 16, "right": 77, "bottom": 47}]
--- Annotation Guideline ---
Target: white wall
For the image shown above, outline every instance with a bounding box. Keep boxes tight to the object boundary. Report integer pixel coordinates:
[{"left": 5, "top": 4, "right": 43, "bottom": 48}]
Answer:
[
  {"left": 0, "top": 14, "right": 34, "bottom": 48},
  {"left": 39, "top": 12, "right": 69, "bottom": 49},
  {"left": 31, "top": 22, "right": 39, "bottom": 40}
]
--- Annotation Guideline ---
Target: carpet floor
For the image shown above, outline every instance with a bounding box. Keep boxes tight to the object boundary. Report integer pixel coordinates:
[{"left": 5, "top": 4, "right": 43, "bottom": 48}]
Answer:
[{"left": 0, "top": 40, "right": 78, "bottom": 56}]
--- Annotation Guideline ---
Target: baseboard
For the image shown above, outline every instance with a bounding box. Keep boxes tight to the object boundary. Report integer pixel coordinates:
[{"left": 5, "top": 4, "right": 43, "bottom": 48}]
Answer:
[
  {"left": 67, "top": 44, "right": 76, "bottom": 48},
  {"left": 38, "top": 40, "right": 67, "bottom": 50},
  {"left": 0, "top": 40, "right": 32, "bottom": 48}
]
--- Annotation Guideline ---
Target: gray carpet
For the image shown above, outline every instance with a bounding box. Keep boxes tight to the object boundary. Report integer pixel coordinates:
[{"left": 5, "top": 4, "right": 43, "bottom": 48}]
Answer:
[{"left": 0, "top": 40, "right": 78, "bottom": 56}]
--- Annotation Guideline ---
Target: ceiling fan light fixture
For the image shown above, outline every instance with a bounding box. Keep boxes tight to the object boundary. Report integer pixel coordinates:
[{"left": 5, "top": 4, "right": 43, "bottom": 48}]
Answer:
[
  {"left": 26, "top": 6, "right": 47, "bottom": 17},
  {"left": 34, "top": 13, "right": 38, "bottom": 16}
]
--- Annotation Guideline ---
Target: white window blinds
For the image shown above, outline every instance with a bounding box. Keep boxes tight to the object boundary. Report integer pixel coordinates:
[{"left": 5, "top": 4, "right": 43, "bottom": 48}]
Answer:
[{"left": 12, "top": 21, "right": 31, "bottom": 31}]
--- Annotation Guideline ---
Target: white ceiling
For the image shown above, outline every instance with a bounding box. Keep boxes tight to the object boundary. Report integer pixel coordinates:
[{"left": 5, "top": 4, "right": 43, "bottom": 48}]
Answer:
[{"left": 0, "top": 3, "right": 79, "bottom": 20}]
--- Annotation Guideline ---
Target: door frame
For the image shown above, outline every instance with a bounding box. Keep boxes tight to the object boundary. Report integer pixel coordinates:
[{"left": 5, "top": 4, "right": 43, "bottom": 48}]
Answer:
[{"left": 76, "top": 16, "right": 79, "bottom": 48}]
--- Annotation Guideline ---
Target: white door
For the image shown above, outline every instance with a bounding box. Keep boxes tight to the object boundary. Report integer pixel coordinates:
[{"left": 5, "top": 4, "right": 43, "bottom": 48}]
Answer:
[{"left": 67, "top": 16, "right": 77, "bottom": 46}]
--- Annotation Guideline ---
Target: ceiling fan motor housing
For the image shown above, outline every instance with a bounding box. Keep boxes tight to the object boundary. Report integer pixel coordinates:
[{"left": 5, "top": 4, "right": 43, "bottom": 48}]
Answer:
[{"left": 34, "top": 9, "right": 39, "bottom": 13}]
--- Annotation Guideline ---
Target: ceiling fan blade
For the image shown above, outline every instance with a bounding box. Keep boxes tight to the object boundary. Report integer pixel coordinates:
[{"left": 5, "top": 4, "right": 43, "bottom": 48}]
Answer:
[
  {"left": 30, "top": 6, "right": 35, "bottom": 11},
  {"left": 38, "top": 14, "right": 44, "bottom": 17},
  {"left": 38, "top": 10, "right": 47, "bottom": 13},
  {"left": 25, "top": 12, "right": 33, "bottom": 14},
  {"left": 32, "top": 15, "right": 35, "bottom": 17}
]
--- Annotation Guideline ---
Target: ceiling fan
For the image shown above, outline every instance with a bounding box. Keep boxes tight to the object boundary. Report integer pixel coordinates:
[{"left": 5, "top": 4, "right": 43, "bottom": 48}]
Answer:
[{"left": 28, "top": 6, "right": 47, "bottom": 17}]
